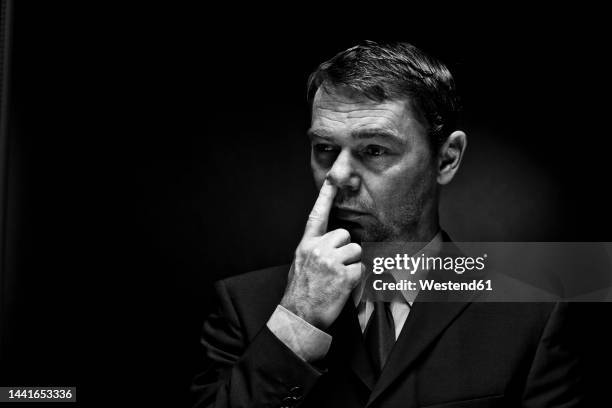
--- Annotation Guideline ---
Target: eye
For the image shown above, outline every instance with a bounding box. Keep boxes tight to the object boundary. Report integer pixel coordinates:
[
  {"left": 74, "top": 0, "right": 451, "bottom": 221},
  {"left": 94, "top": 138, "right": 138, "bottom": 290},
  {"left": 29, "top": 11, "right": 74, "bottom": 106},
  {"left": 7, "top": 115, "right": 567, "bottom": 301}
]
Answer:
[
  {"left": 363, "top": 145, "right": 389, "bottom": 157},
  {"left": 313, "top": 143, "right": 338, "bottom": 153}
]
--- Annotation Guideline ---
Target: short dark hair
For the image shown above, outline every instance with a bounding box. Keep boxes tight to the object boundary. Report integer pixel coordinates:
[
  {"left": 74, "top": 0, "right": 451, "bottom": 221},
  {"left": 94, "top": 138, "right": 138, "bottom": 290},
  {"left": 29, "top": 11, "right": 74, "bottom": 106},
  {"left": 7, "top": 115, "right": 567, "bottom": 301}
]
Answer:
[{"left": 307, "top": 41, "right": 460, "bottom": 151}]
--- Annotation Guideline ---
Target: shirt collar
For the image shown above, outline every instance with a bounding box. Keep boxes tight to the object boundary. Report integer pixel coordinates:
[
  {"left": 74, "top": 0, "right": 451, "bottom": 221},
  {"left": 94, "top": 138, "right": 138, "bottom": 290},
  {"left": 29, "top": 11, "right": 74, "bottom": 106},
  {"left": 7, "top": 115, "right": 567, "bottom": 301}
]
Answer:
[{"left": 352, "top": 230, "right": 443, "bottom": 307}]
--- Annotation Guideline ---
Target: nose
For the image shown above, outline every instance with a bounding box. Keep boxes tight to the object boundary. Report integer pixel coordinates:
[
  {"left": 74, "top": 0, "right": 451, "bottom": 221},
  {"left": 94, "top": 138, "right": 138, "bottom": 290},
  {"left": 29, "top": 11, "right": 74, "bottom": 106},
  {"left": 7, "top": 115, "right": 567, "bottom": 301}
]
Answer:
[{"left": 326, "top": 149, "right": 360, "bottom": 192}]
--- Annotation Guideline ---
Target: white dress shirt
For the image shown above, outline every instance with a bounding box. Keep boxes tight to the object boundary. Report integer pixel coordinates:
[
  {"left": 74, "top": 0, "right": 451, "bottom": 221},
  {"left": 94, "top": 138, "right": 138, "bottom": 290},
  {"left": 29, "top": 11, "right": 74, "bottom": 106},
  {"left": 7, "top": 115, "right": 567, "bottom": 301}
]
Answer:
[{"left": 266, "top": 231, "right": 443, "bottom": 362}]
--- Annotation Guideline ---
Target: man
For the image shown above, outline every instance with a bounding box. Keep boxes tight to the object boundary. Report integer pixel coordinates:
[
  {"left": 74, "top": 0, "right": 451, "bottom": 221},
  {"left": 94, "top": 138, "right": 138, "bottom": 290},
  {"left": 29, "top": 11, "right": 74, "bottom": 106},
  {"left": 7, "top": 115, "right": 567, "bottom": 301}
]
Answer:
[{"left": 191, "top": 42, "right": 581, "bottom": 407}]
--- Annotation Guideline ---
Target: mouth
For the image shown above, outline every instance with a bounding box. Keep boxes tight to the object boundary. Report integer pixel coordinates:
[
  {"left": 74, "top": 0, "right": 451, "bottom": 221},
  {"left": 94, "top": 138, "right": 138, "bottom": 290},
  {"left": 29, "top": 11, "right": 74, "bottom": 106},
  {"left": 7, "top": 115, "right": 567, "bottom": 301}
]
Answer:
[{"left": 333, "top": 208, "right": 368, "bottom": 221}]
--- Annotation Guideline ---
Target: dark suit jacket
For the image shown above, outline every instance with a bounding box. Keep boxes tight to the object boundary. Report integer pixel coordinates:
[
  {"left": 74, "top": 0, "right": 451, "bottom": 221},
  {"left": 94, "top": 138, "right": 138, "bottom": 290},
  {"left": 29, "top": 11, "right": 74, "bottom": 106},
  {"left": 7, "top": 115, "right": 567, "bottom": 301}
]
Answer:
[{"left": 191, "top": 242, "right": 582, "bottom": 407}]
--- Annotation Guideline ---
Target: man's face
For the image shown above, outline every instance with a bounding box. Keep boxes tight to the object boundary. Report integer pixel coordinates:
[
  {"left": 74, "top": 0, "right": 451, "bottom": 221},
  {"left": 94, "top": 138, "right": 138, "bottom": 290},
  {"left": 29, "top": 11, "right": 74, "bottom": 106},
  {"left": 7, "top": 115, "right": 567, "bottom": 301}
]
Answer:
[{"left": 309, "top": 86, "right": 439, "bottom": 242}]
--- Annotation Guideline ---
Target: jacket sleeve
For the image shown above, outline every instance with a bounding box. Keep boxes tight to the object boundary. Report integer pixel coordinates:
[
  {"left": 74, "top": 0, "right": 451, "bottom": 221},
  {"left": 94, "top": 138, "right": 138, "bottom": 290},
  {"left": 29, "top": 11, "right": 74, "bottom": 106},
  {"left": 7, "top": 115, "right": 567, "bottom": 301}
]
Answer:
[
  {"left": 521, "top": 302, "right": 583, "bottom": 407},
  {"left": 191, "top": 280, "right": 324, "bottom": 408}
]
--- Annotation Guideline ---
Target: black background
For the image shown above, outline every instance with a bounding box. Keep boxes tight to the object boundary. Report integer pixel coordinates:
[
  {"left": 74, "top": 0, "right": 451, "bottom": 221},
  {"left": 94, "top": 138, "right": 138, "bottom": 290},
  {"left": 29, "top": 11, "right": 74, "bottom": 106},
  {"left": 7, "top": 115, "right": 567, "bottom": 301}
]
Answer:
[{"left": 2, "top": 3, "right": 612, "bottom": 406}]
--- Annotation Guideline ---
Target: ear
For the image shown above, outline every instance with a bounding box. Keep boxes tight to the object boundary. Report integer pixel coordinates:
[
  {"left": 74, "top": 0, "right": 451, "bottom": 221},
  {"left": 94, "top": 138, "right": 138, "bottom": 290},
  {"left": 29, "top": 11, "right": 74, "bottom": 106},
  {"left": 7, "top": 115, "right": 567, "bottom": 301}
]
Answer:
[{"left": 437, "top": 130, "right": 467, "bottom": 185}]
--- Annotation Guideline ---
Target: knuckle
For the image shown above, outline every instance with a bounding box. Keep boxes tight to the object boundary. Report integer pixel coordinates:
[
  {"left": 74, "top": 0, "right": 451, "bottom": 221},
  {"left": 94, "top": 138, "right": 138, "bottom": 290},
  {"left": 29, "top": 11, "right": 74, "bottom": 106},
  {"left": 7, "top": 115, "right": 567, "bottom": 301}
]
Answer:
[
  {"left": 308, "top": 210, "right": 323, "bottom": 223},
  {"left": 336, "top": 228, "right": 350, "bottom": 239},
  {"left": 295, "top": 243, "right": 311, "bottom": 261},
  {"left": 348, "top": 242, "right": 362, "bottom": 253},
  {"left": 298, "top": 237, "right": 315, "bottom": 251},
  {"left": 322, "top": 257, "right": 336, "bottom": 270},
  {"left": 295, "top": 244, "right": 307, "bottom": 257},
  {"left": 307, "top": 214, "right": 320, "bottom": 223}
]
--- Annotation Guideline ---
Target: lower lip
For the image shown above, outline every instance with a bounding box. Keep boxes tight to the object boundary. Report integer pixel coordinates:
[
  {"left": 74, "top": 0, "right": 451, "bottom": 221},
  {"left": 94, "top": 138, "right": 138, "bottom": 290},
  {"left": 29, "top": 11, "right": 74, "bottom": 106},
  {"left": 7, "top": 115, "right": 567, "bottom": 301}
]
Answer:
[{"left": 335, "top": 210, "right": 367, "bottom": 221}]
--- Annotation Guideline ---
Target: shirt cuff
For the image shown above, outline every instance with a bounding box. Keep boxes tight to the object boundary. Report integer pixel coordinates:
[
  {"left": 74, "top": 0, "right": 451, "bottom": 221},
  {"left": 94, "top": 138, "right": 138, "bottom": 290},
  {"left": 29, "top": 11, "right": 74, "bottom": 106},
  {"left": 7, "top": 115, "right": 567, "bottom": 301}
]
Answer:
[{"left": 266, "top": 304, "right": 332, "bottom": 362}]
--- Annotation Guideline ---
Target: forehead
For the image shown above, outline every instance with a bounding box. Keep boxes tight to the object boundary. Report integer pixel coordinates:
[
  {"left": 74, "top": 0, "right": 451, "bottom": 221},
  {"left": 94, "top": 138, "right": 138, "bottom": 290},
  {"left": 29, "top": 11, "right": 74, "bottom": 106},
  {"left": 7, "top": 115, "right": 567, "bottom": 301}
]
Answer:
[{"left": 310, "top": 86, "right": 425, "bottom": 137}]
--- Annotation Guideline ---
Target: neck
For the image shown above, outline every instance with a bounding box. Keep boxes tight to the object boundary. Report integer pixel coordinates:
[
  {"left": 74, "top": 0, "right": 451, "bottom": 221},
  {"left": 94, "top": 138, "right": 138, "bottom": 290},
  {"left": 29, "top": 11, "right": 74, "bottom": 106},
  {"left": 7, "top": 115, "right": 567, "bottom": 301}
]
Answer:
[
  {"left": 398, "top": 201, "right": 440, "bottom": 242},
  {"left": 401, "top": 220, "right": 439, "bottom": 243}
]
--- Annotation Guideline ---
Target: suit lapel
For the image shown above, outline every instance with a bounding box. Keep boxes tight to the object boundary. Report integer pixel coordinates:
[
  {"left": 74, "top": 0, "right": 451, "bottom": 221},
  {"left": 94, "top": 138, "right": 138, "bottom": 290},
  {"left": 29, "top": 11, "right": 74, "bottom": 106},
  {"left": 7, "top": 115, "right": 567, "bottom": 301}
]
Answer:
[
  {"left": 366, "top": 288, "right": 474, "bottom": 406},
  {"left": 366, "top": 232, "right": 482, "bottom": 406},
  {"left": 327, "top": 300, "right": 377, "bottom": 390}
]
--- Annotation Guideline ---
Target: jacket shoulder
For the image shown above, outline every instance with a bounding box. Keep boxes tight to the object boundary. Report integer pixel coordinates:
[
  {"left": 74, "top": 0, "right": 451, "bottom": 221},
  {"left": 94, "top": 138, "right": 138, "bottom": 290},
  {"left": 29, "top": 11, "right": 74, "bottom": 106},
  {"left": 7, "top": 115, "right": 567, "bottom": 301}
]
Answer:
[{"left": 219, "top": 264, "right": 289, "bottom": 297}]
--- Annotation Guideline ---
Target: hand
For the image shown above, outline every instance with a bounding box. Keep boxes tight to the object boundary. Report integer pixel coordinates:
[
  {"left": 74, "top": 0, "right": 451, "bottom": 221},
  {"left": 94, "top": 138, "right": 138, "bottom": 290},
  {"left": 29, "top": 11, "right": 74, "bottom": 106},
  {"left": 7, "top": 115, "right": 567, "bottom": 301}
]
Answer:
[{"left": 281, "top": 179, "right": 364, "bottom": 329}]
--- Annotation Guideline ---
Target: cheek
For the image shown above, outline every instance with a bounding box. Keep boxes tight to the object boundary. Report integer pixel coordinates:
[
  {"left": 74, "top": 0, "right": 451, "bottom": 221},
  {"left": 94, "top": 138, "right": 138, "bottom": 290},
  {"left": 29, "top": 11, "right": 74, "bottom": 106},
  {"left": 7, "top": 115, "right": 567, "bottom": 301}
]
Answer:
[
  {"left": 368, "top": 176, "right": 408, "bottom": 207},
  {"left": 359, "top": 174, "right": 400, "bottom": 214},
  {"left": 365, "top": 159, "right": 434, "bottom": 209},
  {"left": 310, "top": 159, "right": 327, "bottom": 189}
]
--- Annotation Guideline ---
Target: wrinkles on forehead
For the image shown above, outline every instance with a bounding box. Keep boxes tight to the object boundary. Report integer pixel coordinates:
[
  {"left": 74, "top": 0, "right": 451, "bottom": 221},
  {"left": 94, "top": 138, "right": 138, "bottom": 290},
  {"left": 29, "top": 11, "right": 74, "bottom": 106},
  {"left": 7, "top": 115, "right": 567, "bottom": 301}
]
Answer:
[{"left": 310, "top": 86, "right": 426, "bottom": 142}]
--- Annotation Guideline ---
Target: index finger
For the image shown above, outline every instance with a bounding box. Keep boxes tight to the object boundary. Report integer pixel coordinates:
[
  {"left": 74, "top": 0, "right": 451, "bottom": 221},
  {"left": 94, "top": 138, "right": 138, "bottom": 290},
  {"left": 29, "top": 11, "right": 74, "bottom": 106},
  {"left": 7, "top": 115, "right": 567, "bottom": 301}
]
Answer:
[{"left": 303, "top": 179, "right": 337, "bottom": 238}]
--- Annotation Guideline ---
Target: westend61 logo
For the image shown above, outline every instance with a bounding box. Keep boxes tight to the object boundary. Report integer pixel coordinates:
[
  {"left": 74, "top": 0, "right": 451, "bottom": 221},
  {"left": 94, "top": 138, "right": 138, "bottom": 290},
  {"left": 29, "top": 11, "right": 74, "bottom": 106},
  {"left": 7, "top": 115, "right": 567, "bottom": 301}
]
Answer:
[{"left": 372, "top": 253, "right": 488, "bottom": 275}]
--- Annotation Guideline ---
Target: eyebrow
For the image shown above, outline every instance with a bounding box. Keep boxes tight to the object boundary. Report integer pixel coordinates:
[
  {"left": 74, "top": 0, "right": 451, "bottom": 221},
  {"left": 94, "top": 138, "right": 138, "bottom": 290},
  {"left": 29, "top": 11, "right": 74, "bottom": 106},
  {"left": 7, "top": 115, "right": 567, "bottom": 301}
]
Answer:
[
  {"left": 308, "top": 128, "right": 404, "bottom": 146},
  {"left": 307, "top": 128, "right": 334, "bottom": 140},
  {"left": 351, "top": 128, "right": 403, "bottom": 144}
]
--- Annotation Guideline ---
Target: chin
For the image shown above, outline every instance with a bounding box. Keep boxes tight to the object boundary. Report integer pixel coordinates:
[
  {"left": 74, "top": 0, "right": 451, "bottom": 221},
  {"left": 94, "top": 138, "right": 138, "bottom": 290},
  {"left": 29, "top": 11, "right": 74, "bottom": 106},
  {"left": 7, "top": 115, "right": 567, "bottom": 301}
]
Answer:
[{"left": 347, "top": 227, "right": 365, "bottom": 242}]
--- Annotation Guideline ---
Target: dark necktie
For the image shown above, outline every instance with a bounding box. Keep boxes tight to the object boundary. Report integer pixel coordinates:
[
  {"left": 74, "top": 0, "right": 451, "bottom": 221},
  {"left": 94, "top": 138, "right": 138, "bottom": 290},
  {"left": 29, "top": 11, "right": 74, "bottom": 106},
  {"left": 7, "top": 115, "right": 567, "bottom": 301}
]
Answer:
[{"left": 364, "top": 301, "right": 396, "bottom": 376}]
